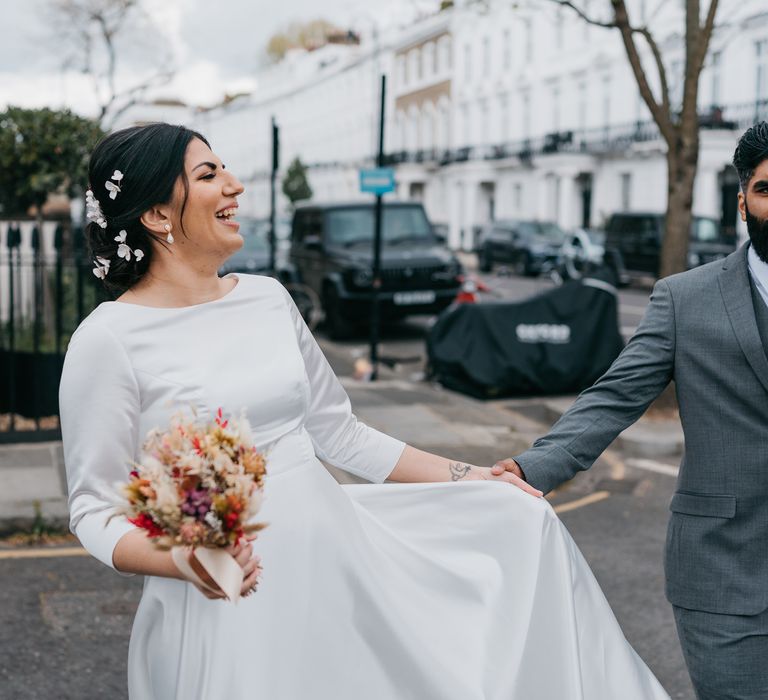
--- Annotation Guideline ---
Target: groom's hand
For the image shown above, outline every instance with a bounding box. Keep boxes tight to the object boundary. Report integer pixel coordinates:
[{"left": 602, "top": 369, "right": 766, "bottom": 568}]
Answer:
[{"left": 491, "top": 458, "right": 526, "bottom": 481}]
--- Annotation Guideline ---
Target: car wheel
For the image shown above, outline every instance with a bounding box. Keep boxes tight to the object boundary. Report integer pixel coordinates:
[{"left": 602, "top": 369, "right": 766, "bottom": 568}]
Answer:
[
  {"left": 479, "top": 248, "right": 493, "bottom": 273},
  {"left": 323, "top": 286, "right": 354, "bottom": 340},
  {"left": 514, "top": 253, "right": 534, "bottom": 277}
]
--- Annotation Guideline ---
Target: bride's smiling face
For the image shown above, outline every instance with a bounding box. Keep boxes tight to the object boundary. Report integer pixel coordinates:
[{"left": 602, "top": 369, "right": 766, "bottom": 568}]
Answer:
[{"left": 168, "top": 138, "right": 245, "bottom": 261}]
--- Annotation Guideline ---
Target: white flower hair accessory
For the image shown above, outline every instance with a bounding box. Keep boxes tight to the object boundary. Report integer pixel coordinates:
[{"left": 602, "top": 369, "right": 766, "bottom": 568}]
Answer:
[
  {"left": 115, "top": 229, "right": 144, "bottom": 262},
  {"left": 85, "top": 189, "right": 107, "bottom": 229},
  {"left": 104, "top": 170, "right": 124, "bottom": 200},
  {"left": 92, "top": 256, "right": 111, "bottom": 280}
]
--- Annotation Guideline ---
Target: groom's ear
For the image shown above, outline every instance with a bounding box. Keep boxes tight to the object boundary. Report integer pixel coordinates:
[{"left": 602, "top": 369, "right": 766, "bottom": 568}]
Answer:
[{"left": 738, "top": 191, "right": 747, "bottom": 222}]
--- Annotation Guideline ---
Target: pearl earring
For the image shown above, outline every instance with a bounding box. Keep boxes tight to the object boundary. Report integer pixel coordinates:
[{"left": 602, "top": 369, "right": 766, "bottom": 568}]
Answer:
[{"left": 164, "top": 223, "right": 174, "bottom": 244}]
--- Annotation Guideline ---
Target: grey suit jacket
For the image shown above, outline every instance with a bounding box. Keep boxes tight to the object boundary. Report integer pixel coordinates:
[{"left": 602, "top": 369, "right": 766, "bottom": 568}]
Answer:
[{"left": 516, "top": 243, "right": 768, "bottom": 615}]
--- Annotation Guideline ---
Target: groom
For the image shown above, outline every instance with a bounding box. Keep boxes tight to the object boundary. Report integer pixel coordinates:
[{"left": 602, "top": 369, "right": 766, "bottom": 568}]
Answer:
[{"left": 493, "top": 122, "right": 768, "bottom": 700}]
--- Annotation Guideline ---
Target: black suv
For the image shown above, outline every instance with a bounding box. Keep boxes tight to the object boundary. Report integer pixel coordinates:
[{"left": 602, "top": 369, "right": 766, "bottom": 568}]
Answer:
[
  {"left": 289, "top": 202, "right": 463, "bottom": 338},
  {"left": 477, "top": 220, "right": 565, "bottom": 276},
  {"left": 604, "top": 212, "right": 736, "bottom": 279}
]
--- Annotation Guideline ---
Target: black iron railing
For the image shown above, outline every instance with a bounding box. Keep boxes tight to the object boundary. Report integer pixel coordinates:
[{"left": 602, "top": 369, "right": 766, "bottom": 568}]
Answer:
[{"left": 1, "top": 220, "right": 106, "bottom": 443}]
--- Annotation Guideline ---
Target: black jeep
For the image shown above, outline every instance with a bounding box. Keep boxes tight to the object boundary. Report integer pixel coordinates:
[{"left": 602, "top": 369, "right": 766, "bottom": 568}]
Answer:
[
  {"left": 289, "top": 202, "right": 463, "bottom": 338},
  {"left": 604, "top": 212, "right": 736, "bottom": 280}
]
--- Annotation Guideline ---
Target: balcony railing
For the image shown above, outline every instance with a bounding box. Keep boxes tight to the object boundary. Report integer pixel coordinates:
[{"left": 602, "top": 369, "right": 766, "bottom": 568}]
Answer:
[{"left": 382, "top": 100, "right": 768, "bottom": 168}]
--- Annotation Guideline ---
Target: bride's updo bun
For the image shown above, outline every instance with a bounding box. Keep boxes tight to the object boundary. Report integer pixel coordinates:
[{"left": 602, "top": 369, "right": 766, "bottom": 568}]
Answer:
[{"left": 85, "top": 123, "right": 209, "bottom": 295}]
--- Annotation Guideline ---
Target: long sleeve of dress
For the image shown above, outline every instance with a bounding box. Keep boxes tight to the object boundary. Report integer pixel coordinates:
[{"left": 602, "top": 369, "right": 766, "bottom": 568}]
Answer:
[
  {"left": 278, "top": 282, "right": 406, "bottom": 482},
  {"left": 59, "top": 320, "right": 139, "bottom": 571}
]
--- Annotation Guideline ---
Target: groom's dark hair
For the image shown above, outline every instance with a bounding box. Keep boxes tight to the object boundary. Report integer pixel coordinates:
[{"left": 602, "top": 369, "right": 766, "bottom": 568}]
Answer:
[{"left": 733, "top": 121, "right": 768, "bottom": 191}]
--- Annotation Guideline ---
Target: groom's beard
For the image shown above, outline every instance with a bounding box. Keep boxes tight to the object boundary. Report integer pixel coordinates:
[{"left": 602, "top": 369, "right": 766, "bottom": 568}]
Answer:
[{"left": 745, "top": 204, "right": 768, "bottom": 264}]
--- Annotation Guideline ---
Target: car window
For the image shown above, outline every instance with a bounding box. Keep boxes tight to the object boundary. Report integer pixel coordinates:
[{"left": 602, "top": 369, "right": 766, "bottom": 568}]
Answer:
[
  {"left": 325, "top": 206, "right": 435, "bottom": 247},
  {"left": 692, "top": 218, "right": 719, "bottom": 242},
  {"left": 492, "top": 227, "right": 515, "bottom": 241},
  {"left": 537, "top": 223, "right": 565, "bottom": 243},
  {"left": 586, "top": 230, "right": 605, "bottom": 245}
]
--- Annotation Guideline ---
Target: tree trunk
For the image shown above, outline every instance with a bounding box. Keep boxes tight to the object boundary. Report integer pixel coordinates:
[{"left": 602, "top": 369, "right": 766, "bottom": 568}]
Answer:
[{"left": 660, "top": 139, "right": 698, "bottom": 279}]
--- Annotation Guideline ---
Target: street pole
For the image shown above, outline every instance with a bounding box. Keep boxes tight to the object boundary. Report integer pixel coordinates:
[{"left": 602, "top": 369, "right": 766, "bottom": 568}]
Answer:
[
  {"left": 370, "top": 74, "right": 386, "bottom": 381},
  {"left": 269, "top": 116, "right": 279, "bottom": 275}
]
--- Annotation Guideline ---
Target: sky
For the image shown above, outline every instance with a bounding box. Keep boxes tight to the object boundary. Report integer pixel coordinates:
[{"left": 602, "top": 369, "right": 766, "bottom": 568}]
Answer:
[{"left": 0, "top": 0, "right": 438, "bottom": 117}]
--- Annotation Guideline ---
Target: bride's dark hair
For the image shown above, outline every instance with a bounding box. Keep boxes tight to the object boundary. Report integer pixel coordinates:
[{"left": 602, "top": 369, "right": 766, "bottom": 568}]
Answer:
[{"left": 85, "top": 122, "right": 209, "bottom": 295}]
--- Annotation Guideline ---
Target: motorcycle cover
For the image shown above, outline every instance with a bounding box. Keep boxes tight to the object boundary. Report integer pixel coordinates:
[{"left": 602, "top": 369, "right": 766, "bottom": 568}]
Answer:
[{"left": 426, "top": 279, "right": 624, "bottom": 398}]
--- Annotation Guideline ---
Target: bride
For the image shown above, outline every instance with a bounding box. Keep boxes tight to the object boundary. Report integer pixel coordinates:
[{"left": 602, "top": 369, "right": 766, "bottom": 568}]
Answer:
[{"left": 60, "top": 123, "right": 668, "bottom": 699}]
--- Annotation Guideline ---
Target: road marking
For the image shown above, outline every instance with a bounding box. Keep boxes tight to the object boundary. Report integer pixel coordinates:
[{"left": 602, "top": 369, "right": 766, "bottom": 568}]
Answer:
[
  {"left": 553, "top": 490, "right": 610, "bottom": 514},
  {"left": 0, "top": 546, "right": 87, "bottom": 560},
  {"left": 600, "top": 450, "right": 626, "bottom": 480},
  {"left": 626, "top": 458, "right": 679, "bottom": 477}
]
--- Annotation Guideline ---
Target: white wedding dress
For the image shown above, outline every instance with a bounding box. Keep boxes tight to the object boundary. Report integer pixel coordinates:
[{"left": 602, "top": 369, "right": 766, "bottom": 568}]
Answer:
[{"left": 60, "top": 274, "right": 668, "bottom": 700}]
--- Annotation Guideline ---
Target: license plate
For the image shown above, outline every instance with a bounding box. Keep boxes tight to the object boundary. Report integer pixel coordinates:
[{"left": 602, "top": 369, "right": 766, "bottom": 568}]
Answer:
[{"left": 393, "top": 291, "right": 436, "bottom": 305}]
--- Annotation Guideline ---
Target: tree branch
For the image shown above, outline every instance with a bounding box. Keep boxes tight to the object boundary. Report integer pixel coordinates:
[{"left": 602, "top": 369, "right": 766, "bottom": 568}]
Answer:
[
  {"left": 548, "top": 0, "right": 616, "bottom": 29},
  {"left": 551, "top": 0, "right": 676, "bottom": 144}
]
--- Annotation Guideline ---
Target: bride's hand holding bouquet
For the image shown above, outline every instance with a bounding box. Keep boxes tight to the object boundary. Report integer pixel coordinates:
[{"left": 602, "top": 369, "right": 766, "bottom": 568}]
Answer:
[{"left": 115, "top": 408, "right": 267, "bottom": 602}]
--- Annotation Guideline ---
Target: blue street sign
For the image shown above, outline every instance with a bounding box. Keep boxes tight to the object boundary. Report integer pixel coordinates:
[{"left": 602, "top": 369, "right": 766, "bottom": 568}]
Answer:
[{"left": 360, "top": 167, "right": 396, "bottom": 195}]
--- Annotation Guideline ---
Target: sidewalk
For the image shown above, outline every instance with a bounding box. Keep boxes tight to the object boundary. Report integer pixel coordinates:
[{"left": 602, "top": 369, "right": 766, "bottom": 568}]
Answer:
[{"left": 0, "top": 341, "right": 684, "bottom": 529}]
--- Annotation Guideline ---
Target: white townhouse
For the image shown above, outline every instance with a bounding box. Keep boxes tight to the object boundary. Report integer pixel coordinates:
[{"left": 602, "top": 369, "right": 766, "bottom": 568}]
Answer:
[
  {"left": 184, "top": 34, "right": 396, "bottom": 220},
  {"left": 125, "top": 0, "right": 768, "bottom": 250},
  {"left": 391, "top": 0, "right": 768, "bottom": 249}
]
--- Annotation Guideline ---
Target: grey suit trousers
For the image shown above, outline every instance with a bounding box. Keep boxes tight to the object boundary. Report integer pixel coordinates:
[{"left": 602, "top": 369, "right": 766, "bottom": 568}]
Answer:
[{"left": 674, "top": 605, "right": 768, "bottom": 700}]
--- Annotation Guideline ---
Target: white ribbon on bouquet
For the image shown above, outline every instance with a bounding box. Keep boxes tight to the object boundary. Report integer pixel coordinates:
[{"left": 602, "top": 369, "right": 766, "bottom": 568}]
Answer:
[{"left": 171, "top": 546, "right": 244, "bottom": 603}]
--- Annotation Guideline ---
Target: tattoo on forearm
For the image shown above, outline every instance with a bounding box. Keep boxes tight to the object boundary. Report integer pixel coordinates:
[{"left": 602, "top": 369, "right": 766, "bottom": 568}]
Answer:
[{"left": 449, "top": 462, "right": 472, "bottom": 481}]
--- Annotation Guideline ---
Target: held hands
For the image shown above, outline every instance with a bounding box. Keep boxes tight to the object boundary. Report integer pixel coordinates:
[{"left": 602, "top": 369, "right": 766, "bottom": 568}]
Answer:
[
  {"left": 451, "top": 460, "right": 543, "bottom": 498},
  {"left": 173, "top": 535, "right": 263, "bottom": 600},
  {"left": 489, "top": 458, "right": 543, "bottom": 497}
]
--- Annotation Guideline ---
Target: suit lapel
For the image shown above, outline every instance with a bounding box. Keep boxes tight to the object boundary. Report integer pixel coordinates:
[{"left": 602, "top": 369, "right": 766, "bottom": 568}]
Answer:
[{"left": 718, "top": 243, "right": 768, "bottom": 395}]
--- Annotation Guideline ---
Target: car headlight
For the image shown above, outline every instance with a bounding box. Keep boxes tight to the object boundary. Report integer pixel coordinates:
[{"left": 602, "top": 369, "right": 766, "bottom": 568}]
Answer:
[
  {"left": 352, "top": 269, "right": 373, "bottom": 287},
  {"left": 687, "top": 252, "right": 701, "bottom": 268}
]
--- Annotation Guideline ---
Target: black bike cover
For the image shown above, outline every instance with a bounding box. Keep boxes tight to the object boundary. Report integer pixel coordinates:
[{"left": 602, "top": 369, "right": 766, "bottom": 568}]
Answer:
[{"left": 426, "top": 279, "right": 624, "bottom": 398}]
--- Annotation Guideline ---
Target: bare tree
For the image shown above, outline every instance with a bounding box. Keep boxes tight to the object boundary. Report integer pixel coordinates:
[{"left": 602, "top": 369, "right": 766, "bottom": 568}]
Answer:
[
  {"left": 48, "top": 0, "right": 175, "bottom": 129},
  {"left": 547, "top": 0, "right": 719, "bottom": 278}
]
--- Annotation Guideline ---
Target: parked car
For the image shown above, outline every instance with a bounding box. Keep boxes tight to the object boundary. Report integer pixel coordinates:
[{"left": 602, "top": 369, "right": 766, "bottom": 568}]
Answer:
[
  {"left": 477, "top": 220, "right": 565, "bottom": 276},
  {"left": 289, "top": 201, "right": 463, "bottom": 338},
  {"left": 557, "top": 228, "right": 608, "bottom": 280},
  {"left": 603, "top": 212, "right": 736, "bottom": 279},
  {"left": 219, "top": 218, "right": 272, "bottom": 275}
]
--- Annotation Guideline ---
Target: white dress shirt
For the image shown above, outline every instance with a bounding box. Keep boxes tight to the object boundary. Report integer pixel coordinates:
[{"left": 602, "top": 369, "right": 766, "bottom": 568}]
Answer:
[{"left": 747, "top": 243, "right": 768, "bottom": 310}]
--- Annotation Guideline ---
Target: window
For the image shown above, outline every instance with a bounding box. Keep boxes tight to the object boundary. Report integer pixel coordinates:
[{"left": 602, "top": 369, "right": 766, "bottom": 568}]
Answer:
[
  {"left": 524, "top": 18, "right": 533, "bottom": 63},
  {"left": 500, "top": 93, "right": 510, "bottom": 141},
  {"left": 479, "top": 99, "right": 489, "bottom": 141},
  {"left": 757, "top": 41, "right": 768, "bottom": 102},
  {"left": 555, "top": 8, "right": 564, "bottom": 50},
  {"left": 602, "top": 74, "right": 612, "bottom": 131},
  {"left": 621, "top": 173, "right": 632, "bottom": 210},
  {"left": 464, "top": 44, "right": 472, "bottom": 80},
  {"left": 503, "top": 29, "right": 511, "bottom": 70},
  {"left": 522, "top": 90, "right": 531, "bottom": 139},
  {"left": 401, "top": 55, "right": 408, "bottom": 86},
  {"left": 710, "top": 51, "right": 721, "bottom": 106},
  {"left": 582, "top": 0, "right": 591, "bottom": 41},
  {"left": 551, "top": 82, "right": 561, "bottom": 132},
  {"left": 483, "top": 36, "right": 491, "bottom": 76},
  {"left": 461, "top": 103, "right": 471, "bottom": 145},
  {"left": 513, "top": 183, "right": 523, "bottom": 211},
  {"left": 670, "top": 59, "right": 684, "bottom": 109},
  {"left": 416, "top": 48, "right": 423, "bottom": 81},
  {"left": 577, "top": 80, "right": 587, "bottom": 131},
  {"left": 432, "top": 41, "right": 439, "bottom": 74}
]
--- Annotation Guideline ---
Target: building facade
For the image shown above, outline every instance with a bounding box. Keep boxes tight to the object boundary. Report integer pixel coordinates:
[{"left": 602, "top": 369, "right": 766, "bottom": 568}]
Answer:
[{"left": 166, "top": 0, "right": 768, "bottom": 250}]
